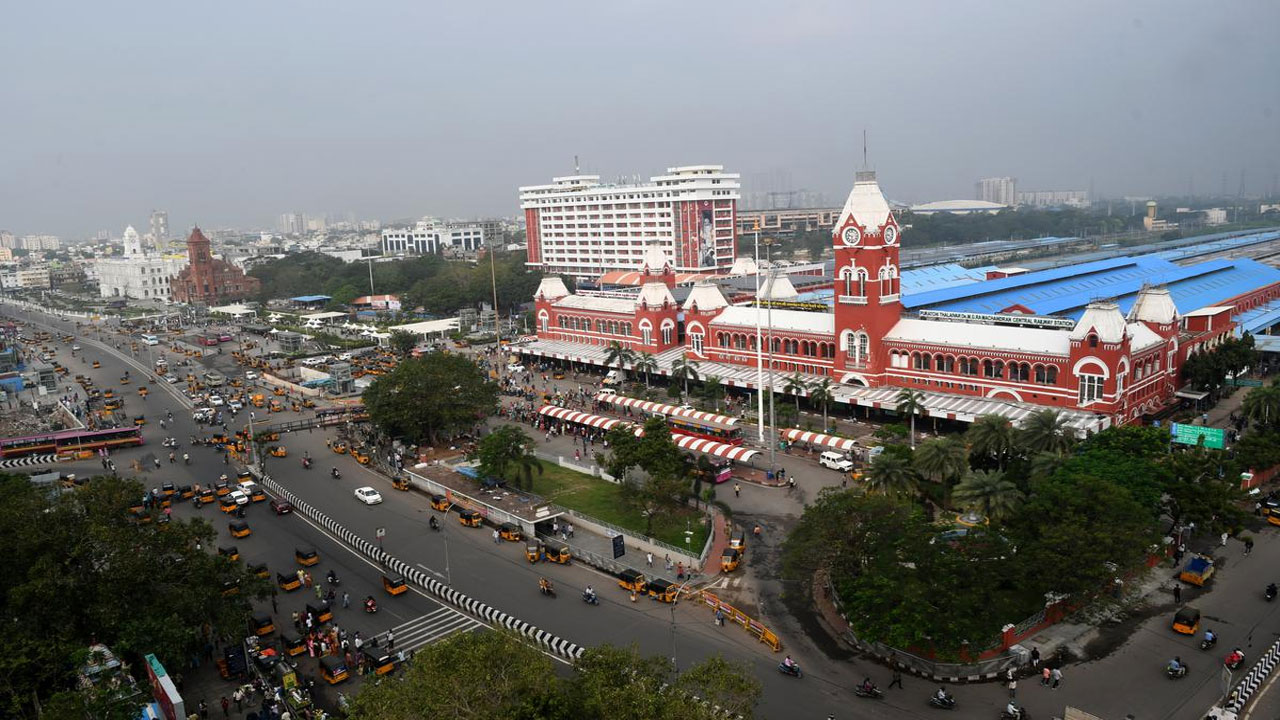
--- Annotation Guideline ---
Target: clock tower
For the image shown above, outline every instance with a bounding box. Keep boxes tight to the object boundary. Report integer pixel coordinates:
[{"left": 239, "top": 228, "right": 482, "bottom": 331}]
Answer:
[{"left": 832, "top": 171, "right": 902, "bottom": 384}]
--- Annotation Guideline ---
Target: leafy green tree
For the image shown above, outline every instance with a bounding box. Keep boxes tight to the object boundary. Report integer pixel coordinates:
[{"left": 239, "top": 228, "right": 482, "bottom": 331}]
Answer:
[
  {"left": 388, "top": 329, "right": 418, "bottom": 357},
  {"left": 863, "top": 452, "right": 919, "bottom": 496},
  {"left": 476, "top": 425, "right": 541, "bottom": 490},
  {"left": 0, "top": 474, "right": 267, "bottom": 718},
  {"left": 783, "top": 374, "right": 808, "bottom": 413},
  {"left": 967, "top": 414, "right": 1016, "bottom": 469},
  {"left": 1080, "top": 425, "right": 1168, "bottom": 458},
  {"left": 952, "top": 469, "right": 1023, "bottom": 523},
  {"left": 569, "top": 645, "right": 761, "bottom": 720},
  {"left": 330, "top": 283, "right": 360, "bottom": 307},
  {"left": 633, "top": 352, "right": 658, "bottom": 389},
  {"left": 603, "top": 341, "right": 635, "bottom": 383},
  {"left": 894, "top": 388, "right": 924, "bottom": 448},
  {"left": 670, "top": 357, "right": 700, "bottom": 397},
  {"left": 604, "top": 418, "right": 688, "bottom": 486},
  {"left": 912, "top": 436, "right": 968, "bottom": 486},
  {"left": 808, "top": 377, "right": 835, "bottom": 431},
  {"left": 363, "top": 353, "right": 497, "bottom": 445},
  {"left": 1020, "top": 409, "right": 1074, "bottom": 456}
]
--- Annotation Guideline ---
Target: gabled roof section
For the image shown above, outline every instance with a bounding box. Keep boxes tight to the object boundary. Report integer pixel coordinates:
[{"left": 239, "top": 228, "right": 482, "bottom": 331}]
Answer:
[
  {"left": 757, "top": 275, "right": 799, "bottom": 301},
  {"left": 885, "top": 318, "right": 1071, "bottom": 355},
  {"left": 682, "top": 281, "right": 728, "bottom": 312},
  {"left": 1070, "top": 301, "right": 1127, "bottom": 343},
  {"left": 641, "top": 244, "right": 671, "bottom": 273},
  {"left": 534, "top": 277, "right": 570, "bottom": 302},
  {"left": 833, "top": 171, "right": 893, "bottom": 234},
  {"left": 1126, "top": 285, "right": 1178, "bottom": 325},
  {"left": 1128, "top": 322, "right": 1164, "bottom": 352},
  {"left": 636, "top": 281, "right": 675, "bottom": 308},
  {"left": 728, "top": 256, "right": 759, "bottom": 276}
]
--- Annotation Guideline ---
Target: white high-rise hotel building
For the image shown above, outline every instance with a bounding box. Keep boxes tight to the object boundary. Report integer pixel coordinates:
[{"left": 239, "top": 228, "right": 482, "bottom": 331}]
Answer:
[{"left": 520, "top": 165, "right": 739, "bottom": 280}]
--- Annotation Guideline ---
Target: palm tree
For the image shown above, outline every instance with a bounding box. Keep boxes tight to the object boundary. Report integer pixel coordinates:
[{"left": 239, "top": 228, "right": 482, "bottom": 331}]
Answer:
[
  {"left": 1027, "top": 451, "right": 1064, "bottom": 483},
  {"left": 864, "top": 453, "right": 920, "bottom": 496},
  {"left": 511, "top": 451, "right": 543, "bottom": 491},
  {"left": 1243, "top": 383, "right": 1280, "bottom": 427},
  {"left": 808, "top": 377, "right": 835, "bottom": 431},
  {"left": 967, "top": 414, "right": 1015, "bottom": 469},
  {"left": 603, "top": 341, "right": 635, "bottom": 383},
  {"left": 952, "top": 469, "right": 1023, "bottom": 523},
  {"left": 783, "top": 374, "right": 808, "bottom": 413},
  {"left": 912, "top": 437, "right": 968, "bottom": 486},
  {"left": 634, "top": 352, "right": 658, "bottom": 389},
  {"left": 670, "top": 357, "right": 700, "bottom": 397},
  {"left": 703, "top": 375, "right": 724, "bottom": 411},
  {"left": 1020, "top": 409, "right": 1074, "bottom": 456},
  {"left": 895, "top": 388, "right": 925, "bottom": 449}
]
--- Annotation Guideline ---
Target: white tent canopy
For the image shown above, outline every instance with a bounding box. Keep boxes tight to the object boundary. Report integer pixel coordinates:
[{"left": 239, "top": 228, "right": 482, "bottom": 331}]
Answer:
[
  {"left": 209, "top": 304, "right": 257, "bottom": 317},
  {"left": 392, "top": 318, "right": 459, "bottom": 336}
]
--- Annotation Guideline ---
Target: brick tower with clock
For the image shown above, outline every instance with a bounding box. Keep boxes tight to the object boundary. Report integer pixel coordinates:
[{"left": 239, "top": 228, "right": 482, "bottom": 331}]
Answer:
[{"left": 832, "top": 171, "right": 903, "bottom": 385}]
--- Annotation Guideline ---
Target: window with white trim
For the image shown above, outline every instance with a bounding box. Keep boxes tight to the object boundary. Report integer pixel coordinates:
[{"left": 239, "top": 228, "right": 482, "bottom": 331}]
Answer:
[
  {"left": 690, "top": 332, "right": 704, "bottom": 354},
  {"left": 1078, "top": 374, "right": 1104, "bottom": 404}
]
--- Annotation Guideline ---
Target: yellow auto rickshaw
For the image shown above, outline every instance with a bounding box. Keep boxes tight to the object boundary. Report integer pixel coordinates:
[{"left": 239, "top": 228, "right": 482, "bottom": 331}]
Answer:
[
  {"left": 195, "top": 489, "right": 215, "bottom": 507},
  {"left": 362, "top": 648, "right": 397, "bottom": 676},
  {"left": 92, "top": 360, "right": 101, "bottom": 368},
  {"left": 221, "top": 580, "right": 240, "bottom": 597},
  {"left": 392, "top": 476, "right": 410, "bottom": 491},
  {"left": 720, "top": 547, "right": 742, "bottom": 573},
  {"left": 499, "top": 523, "right": 522, "bottom": 542},
  {"left": 248, "top": 486, "right": 267, "bottom": 503},
  {"left": 269, "top": 445, "right": 287, "bottom": 458},
  {"left": 272, "top": 387, "right": 285, "bottom": 396},
  {"left": 459, "top": 509, "right": 482, "bottom": 527},
  {"left": 648, "top": 577, "right": 679, "bottom": 603},
  {"left": 306, "top": 601, "right": 333, "bottom": 625},
  {"left": 1178, "top": 555, "right": 1215, "bottom": 587},
  {"left": 352, "top": 448, "right": 370, "bottom": 465},
  {"left": 277, "top": 571, "right": 302, "bottom": 592},
  {"left": 160, "top": 482, "right": 176, "bottom": 499},
  {"left": 119, "top": 375, "right": 131, "bottom": 385},
  {"left": 269, "top": 400, "right": 283, "bottom": 413},
  {"left": 332, "top": 442, "right": 348, "bottom": 455},
  {"left": 319, "top": 656, "right": 349, "bottom": 685},
  {"left": 218, "top": 496, "right": 238, "bottom": 514},
  {"left": 103, "top": 388, "right": 115, "bottom": 399},
  {"left": 543, "top": 540, "right": 571, "bottom": 564},
  {"left": 1268, "top": 512, "right": 1280, "bottom": 527},
  {"left": 236, "top": 470, "right": 253, "bottom": 483},
  {"left": 618, "top": 569, "right": 647, "bottom": 594},
  {"left": 248, "top": 562, "right": 270, "bottom": 579},
  {"left": 1172, "top": 606, "right": 1200, "bottom": 635},
  {"left": 382, "top": 576, "right": 408, "bottom": 596},
  {"left": 301, "top": 398, "right": 315, "bottom": 408},
  {"left": 430, "top": 494, "right": 450, "bottom": 511},
  {"left": 295, "top": 546, "right": 319, "bottom": 567},
  {"left": 229, "top": 520, "right": 251, "bottom": 538},
  {"left": 729, "top": 530, "right": 746, "bottom": 552},
  {"left": 282, "top": 632, "right": 306, "bottom": 657},
  {"left": 133, "top": 415, "right": 147, "bottom": 426},
  {"left": 179, "top": 485, "right": 195, "bottom": 501},
  {"left": 138, "top": 386, "right": 149, "bottom": 397},
  {"left": 525, "top": 541, "right": 542, "bottom": 564},
  {"left": 217, "top": 545, "right": 240, "bottom": 562},
  {"left": 252, "top": 613, "right": 275, "bottom": 637},
  {"left": 214, "top": 481, "right": 231, "bottom": 497}
]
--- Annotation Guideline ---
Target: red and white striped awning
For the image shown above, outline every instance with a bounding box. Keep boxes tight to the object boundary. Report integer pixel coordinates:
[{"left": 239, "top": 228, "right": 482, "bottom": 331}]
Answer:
[
  {"left": 538, "top": 406, "right": 630, "bottom": 431},
  {"left": 670, "top": 434, "right": 760, "bottom": 463},
  {"left": 781, "top": 428, "right": 858, "bottom": 452},
  {"left": 595, "top": 391, "right": 739, "bottom": 427}
]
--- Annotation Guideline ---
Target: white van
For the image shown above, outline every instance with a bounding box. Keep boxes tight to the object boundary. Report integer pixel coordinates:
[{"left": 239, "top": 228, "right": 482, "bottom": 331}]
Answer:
[
  {"left": 602, "top": 370, "right": 622, "bottom": 386},
  {"left": 141, "top": 334, "right": 159, "bottom": 345},
  {"left": 819, "top": 451, "right": 855, "bottom": 472}
]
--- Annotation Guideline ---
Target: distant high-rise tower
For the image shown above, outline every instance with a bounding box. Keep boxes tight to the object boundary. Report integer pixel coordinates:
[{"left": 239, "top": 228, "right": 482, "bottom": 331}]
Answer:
[
  {"left": 149, "top": 210, "right": 169, "bottom": 249},
  {"left": 975, "top": 177, "right": 1018, "bottom": 206}
]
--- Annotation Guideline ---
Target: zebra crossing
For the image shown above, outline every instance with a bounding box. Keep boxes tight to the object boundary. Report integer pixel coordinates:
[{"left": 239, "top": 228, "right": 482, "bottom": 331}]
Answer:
[
  {"left": 380, "top": 607, "right": 482, "bottom": 654},
  {"left": 0, "top": 454, "right": 59, "bottom": 470}
]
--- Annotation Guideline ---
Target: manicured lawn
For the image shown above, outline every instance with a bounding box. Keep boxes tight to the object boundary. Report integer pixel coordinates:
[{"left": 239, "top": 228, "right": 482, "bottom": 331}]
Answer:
[{"left": 524, "top": 460, "right": 710, "bottom": 551}]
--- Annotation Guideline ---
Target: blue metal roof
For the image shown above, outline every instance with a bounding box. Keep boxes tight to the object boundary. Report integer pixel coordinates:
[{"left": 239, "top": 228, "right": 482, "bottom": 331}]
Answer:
[
  {"left": 1234, "top": 298, "right": 1280, "bottom": 336},
  {"left": 291, "top": 295, "right": 332, "bottom": 303}
]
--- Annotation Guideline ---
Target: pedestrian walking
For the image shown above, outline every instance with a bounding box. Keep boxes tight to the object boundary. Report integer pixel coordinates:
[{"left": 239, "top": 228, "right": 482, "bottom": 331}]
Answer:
[
  {"left": 734, "top": 482, "right": 741, "bottom": 498},
  {"left": 220, "top": 696, "right": 229, "bottom": 717},
  {"left": 292, "top": 611, "right": 300, "bottom": 631},
  {"left": 567, "top": 522, "right": 574, "bottom": 538},
  {"left": 233, "top": 689, "right": 243, "bottom": 712},
  {"left": 1030, "top": 646, "right": 1040, "bottom": 670},
  {"left": 1008, "top": 677, "right": 1017, "bottom": 698},
  {"left": 1221, "top": 532, "right": 1229, "bottom": 546},
  {"left": 888, "top": 666, "right": 903, "bottom": 689},
  {"left": 342, "top": 591, "right": 350, "bottom": 608},
  {"left": 646, "top": 552, "right": 653, "bottom": 568},
  {"left": 1051, "top": 667, "right": 1062, "bottom": 689},
  {"left": 715, "top": 608, "right": 725, "bottom": 626},
  {"left": 386, "top": 630, "right": 395, "bottom": 652},
  {"left": 1041, "top": 666, "right": 1051, "bottom": 686},
  {"left": 1246, "top": 538, "right": 1255, "bottom": 555},
  {"left": 199, "top": 700, "right": 208, "bottom": 720},
  {"left": 315, "top": 583, "right": 324, "bottom": 600},
  {"left": 1173, "top": 584, "right": 1182, "bottom": 603},
  {"left": 493, "top": 529, "right": 500, "bottom": 544}
]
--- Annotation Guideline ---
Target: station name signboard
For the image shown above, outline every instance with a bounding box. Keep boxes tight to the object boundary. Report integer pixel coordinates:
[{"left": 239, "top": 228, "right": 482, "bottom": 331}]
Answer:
[{"left": 1170, "top": 422, "right": 1226, "bottom": 450}]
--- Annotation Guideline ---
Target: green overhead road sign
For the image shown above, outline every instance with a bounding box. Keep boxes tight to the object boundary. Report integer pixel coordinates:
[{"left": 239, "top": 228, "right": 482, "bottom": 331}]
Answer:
[{"left": 1171, "top": 422, "right": 1226, "bottom": 450}]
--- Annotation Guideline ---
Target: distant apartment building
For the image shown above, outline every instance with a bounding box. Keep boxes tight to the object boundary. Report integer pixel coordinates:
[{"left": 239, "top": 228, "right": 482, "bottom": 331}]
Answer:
[
  {"left": 0, "top": 232, "right": 14, "bottom": 250},
  {"left": 381, "top": 219, "right": 484, "bottom": 255},
  {"left": 520, "top": 165, "right": 739, "bottom": 280},
  {"left": 0, "top": 265, "right": 51, "bottom": 290},
  {"left": 976, "top": 177, "right": 1018, "bottom": 206},
  {"left": 0, "top": 247, "right": 11, "bottom": 262},
  {"left": 735, "top": 207, "right": 842, "bottom": 237},
  {"left": 1017, "top": 190, "right": 1089, "bottom": 208},
  {"left": 149, "top": 210, "right": 169, "bottom": 248},
  {"left": 21, "top": 234, "right": 60, "bottom": 251},
  {"left": 1204, "top": 208, "right": 1228, "bottom": 226}
]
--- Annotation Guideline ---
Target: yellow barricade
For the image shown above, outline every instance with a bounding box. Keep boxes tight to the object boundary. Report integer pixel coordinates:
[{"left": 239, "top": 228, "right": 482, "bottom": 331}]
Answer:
[{"left": 696, "top": 590, "right": 782, "bottom": 652}]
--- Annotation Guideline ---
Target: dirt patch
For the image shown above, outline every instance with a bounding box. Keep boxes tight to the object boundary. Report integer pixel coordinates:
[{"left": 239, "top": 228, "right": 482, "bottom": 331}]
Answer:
[{"left": 1077, "top": 599, "right": 1168, "bottom": 662}]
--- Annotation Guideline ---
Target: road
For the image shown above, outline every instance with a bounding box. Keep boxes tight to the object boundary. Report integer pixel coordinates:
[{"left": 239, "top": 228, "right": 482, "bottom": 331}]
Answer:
[{"left": 10, "top": 302, "right": 1280, "bottom": 719}]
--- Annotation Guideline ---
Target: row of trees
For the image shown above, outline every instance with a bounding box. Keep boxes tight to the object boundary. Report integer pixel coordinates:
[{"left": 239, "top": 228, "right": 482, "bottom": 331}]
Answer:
[
  {"left": 348, "top": 630, "right": 761, "bottom": 720},
  {"left": 1182, "top": 334, "right": 1259, "bottom": 399},
  {"left": 785, "top": 417, "right": 1247, "bottom": 656},
  {"left": 362, "top": 352, "right": 498, "bottom": 446},
  {"left": 248, "top": 250, "right": 543, "bottom": 317},
  {"left": 0, "top": 475, "right": 268, "bottom": 718}
]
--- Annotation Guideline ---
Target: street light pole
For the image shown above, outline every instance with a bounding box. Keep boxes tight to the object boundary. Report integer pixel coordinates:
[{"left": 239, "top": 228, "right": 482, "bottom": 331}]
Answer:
[
  {"left": 753, "top": 224, "right": 765, "bottom": 443},
  {"left": 764, "top": 241, "right": 777, "bottom": 474}
]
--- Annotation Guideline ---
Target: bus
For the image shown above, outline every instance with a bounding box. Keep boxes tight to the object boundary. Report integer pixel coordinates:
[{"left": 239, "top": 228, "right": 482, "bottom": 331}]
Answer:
[
  {"left": 666, "top": 417, "right": 744, "bottom": 445},
  {"left": 0, "top": 426, "right": 144, "bottom": 459},
  {"left": 141, "top": 334, "right": 159, "bottom": 345}
]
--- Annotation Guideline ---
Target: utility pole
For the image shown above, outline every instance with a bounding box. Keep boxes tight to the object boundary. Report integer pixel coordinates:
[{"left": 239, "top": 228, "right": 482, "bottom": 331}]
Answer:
[{"left": 753, "top": 223, "right": 765, "bottom": 443}]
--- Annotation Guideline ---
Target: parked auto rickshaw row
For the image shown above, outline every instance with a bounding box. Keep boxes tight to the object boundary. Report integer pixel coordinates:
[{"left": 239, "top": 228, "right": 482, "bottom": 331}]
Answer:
[{"left": 617, "top": 569, "right": 680, "bottom": 603}]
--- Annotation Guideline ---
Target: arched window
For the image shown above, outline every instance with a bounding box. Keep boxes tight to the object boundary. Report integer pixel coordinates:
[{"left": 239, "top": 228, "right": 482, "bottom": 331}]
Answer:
[
  {"left": 857, "top": 269, "right": 868, "bottom": 297},
  {"left": 690, "top": 331, "right": 704, "bottom": 354},
  {"left": 1088, "top": 334, "right": 1098, "bottom": 348},
  {"left": 1045, "top": 366, "right": 1058, "bottom": 384},
  {"left": 1034, "top": 364, "right": 1046, "bottom": 383}
]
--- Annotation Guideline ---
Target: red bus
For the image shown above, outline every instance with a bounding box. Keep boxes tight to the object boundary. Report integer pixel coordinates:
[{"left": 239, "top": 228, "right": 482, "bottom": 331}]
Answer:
[
  {"left": 0, "top": 427, "right": 144, "bottom": 459},
  {"left": 665, "top": 417, "right": 744, "bottom": 446}
]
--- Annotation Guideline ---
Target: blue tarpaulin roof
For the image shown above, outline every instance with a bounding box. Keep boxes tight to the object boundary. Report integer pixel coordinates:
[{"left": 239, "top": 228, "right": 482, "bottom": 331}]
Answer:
[{"left": 291, "top": 295, "right": 331, "bottom": 303}]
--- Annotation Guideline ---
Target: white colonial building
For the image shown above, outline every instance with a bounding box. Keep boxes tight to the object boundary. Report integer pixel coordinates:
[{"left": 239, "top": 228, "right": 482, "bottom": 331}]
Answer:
[{"left": 96, "top": 226, "right": 188, "bottom": 302}]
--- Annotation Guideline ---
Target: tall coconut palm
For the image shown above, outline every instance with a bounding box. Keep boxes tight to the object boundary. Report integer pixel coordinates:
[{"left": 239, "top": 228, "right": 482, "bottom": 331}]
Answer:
[
  {"left": 895, "top": 388, "right": 925, "bottom": 449},
  {"left": 1020, "top": 409, "right": 1075, "bottom": 456},
  {"left": 634, "top": 352, "right": 658, "bottom": 389},
  {"left": 966, "top": 414, "right": 1016, "bottom": 469},
  {"left": 808, "top": 377, "right": 835, "bottom": 431},
  {"left": 670, "top": 357, "right": 700, "bottom": 397},
  {"left": 783, "top": 374, "right": 808, "bottom": 413},
  {"left": 1027, "top": 451, "right": 1064, "bottom": 483},
  {"left": 703, "top": 375, "right": 724, "bottom": 411},
  {"left": 1243, "top": 383, "right": 1280, "bottom": 427},
  {"left": 864, "top": 453, "right": 920, "bottom": 497},
  {"left": 511, "top": 450, "right": 544, "bottom": 491},
  {"left": 603, "top": 341, "right": 635, "bottom": 383},
  {"left": 952, "top": 469, "right": 1023, "bottom": 523},
  {"left": 913, "top": 436, "right": 969, "bottom": 486}
]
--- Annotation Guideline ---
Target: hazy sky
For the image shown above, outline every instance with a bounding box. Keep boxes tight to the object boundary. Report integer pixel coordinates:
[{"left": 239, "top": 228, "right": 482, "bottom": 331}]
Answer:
[{"left": 3, "top": 1, "right": 1278, "bottom": 237}]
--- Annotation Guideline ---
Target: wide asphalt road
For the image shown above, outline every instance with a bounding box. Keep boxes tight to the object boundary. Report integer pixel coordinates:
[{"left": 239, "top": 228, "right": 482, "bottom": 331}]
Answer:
[{"left": 15, "top": 303, "right": 1280, "bottom": 719}]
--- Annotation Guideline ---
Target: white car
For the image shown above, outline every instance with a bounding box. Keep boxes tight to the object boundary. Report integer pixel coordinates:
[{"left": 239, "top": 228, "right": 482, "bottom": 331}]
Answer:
[
  {"left": 507, "top": 363, "right": 525, "bottom": 373},
  {"left": 208, "top": 395, "right": 225, "bottom": 407},
  {"left": 354, "top": 487, "right": 383, "bottom": 505},
  {"left": 72, "top": 345, "right": 81, "bottom": 351},
  {"left": 228, "top": 490, "right": 249, "bottom": 506},
  {"left": 166, "top": 375, "right": 181, "bottom": 384},
  {"left": 228, "top": 400, "right": 243, "bottom": 411},
  {"left": 244, "top": 371, "right": 259, "bottom": 380}
]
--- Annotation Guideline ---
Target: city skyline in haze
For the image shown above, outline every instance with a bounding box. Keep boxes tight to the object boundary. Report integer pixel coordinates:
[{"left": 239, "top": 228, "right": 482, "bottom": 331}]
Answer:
[{"left": 2, "top": 1, "right": 1278, "bottom": 237}]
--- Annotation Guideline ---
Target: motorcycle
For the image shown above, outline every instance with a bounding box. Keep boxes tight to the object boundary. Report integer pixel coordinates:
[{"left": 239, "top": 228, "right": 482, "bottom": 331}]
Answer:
[
  {"left": 1166, "top": 663, "right": 1188, "bottom": 679},
  {"left": 1201, "top": 635, "right": 1217, "bottom": 651},
  {"left": 183, "top": 453, "right": 190, "bottom": 465},
  {"left": 302, "top": 457, "right": 312, "bottom": 469},
  {"left": 331, "top": 468, "right": 341, "bottom": 479},
  {"left": 1266, "top": 584, "right": 1277, "bottom": 602},
  {"left": 429, "top": 517, "right": 440, "bottom": 532},
  {"left": 1000, "top": 709, "right": 1029, "bottom": 720},
  {"left": 778, "top": 662, "right": 802, "bottom": 678},
  {"left": 928, "top": 694, "right": 957, "bottom": 709},
  {"left": 364, "top": 598, "right": 378, "bottom": 614},
  {"left": 539, "top": 582, "right": 556, "bottom": 598},
  {"left": 853, "top": 686, "right": 884, "bottom": 699},
  {"left": 582, "top": 590, "right": 599, "bottom": 606},
  {"left": 326, "top": 572, "right": 340, "bottom": 586},
  {"left": 1226, "top": 650, "right": 1246, "bottom": 671}
]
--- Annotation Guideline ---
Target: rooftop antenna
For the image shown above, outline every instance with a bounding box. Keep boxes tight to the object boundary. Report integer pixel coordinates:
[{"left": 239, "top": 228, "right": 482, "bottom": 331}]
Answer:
[
  {"left": 574, "top": 155, "right": 580, "bottom": 174},
  {"left": 862, "top": 129, "right": 868, "bottom": 169}
]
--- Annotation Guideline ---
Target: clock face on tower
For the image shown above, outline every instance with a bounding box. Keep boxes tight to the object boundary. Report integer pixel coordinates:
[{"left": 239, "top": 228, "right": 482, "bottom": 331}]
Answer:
[
  {"left": 840, "top": 226, "right": 862, "bottom": 246},
  {"left": 883, "top": 226, "right": 898, "bottom": 245}
]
